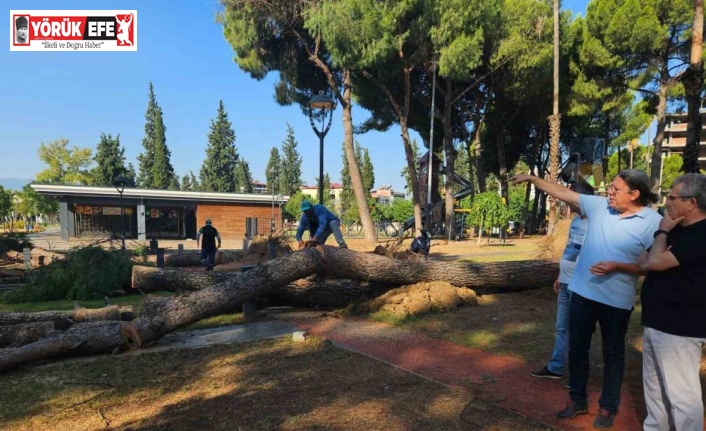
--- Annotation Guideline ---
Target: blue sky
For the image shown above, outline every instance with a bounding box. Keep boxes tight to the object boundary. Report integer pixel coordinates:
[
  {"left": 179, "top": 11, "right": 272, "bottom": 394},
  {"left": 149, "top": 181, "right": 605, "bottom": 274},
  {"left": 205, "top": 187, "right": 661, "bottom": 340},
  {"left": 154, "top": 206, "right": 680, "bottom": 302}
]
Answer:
[{"left": 1, "top": 0, "right": 590, "bottom": 191}]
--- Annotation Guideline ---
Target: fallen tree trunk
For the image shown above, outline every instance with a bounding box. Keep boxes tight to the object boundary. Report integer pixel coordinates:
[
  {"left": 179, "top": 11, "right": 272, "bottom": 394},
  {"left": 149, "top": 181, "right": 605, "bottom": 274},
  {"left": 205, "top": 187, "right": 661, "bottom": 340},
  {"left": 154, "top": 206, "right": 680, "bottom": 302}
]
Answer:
[
  {"left": 132, "top": 258, "right": 558, "bottom": 293},
  {"left": 0, "top": 305, "right": 134, "bottom": 329},
  {"left": 143, "top": 250, "right": 245, "bottom": 267},
  {"left": 0, "top": 321, "right": 55, "bottom": 348},
  {"left": 132, "top": 265, "right": 389, "bottom": 306},
  {"left": 4, "top": 247, "right": 64, "bottom": 267},
  {"left": 0, "top": 247, "right": 558, "bottom": 373},
  {"left": 0, "top": 321, "right": 140, "bottom": 372}
]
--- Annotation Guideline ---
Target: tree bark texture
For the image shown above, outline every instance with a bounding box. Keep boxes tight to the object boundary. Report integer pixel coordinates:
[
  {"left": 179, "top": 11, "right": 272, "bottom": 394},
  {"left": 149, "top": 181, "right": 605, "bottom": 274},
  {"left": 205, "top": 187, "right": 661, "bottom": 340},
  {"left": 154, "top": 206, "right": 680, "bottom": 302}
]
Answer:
[
  {"left": 132, "top": 256, "right": 557, "bottom": 294},
  {"left": 1, "top": 247, "right": 558, "bottom": 373},
  {"left": 0, "top": 305, "right": 133, "bottom": 329},
  {"left": 4, "top": 247, "right": 64, "bottom": 267},
  {"left": 0, "top": 322, "right": 55, "bottom": 348}
]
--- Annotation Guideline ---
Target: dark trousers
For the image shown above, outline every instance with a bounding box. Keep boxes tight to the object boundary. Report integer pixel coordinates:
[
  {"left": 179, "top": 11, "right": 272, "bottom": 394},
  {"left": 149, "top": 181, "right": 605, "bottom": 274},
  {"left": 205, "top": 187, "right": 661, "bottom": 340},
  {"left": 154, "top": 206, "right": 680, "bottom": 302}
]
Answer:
[
  {"left": 568, "top": 292, "right": 632, "bottom": 414},
  {"left": 201, "top": 245, "right": 217, "bottom": 268}
]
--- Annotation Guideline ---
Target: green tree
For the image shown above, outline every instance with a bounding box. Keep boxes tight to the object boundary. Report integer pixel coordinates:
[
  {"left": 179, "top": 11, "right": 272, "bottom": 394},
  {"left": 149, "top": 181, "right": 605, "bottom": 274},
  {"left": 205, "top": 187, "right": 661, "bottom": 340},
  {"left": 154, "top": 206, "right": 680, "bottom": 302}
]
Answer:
[
  {"left": 235, "top": 160, "right": 254, "bottom": 193},
  {"left": 340, "top": 142, "right": 358, "bottom": 224},
  {"left": 137, "top": 83, "right": 177, "bottom": 189},
  {"left": 200, "top": 101, "right": 239, "bottom": 192},
  {"left": 660, "top": 153, "right": 684, "bottom": 193},
  {"left": 219, "top": 0, "right": 378, "bottom": 242},
  {"left": 578, "top": 0, "right": 692, "bottom": 187},
  {"left": 36, "top": 138, "right": 93, "bottom": 185},
  {"left": 360, "top": 146, "right": 375, "bottom": 193},
  {"left": 284, "top": 191, "right": 308, "bottom": 222},
  {"left": 279, "top": 124, "right": 303, "bottom": 196},
  {"left": 265, "top": 147, "right": 281, "bottom": 194},
  {"left": 0, "top": 186, "right": 12, "bottom": 223},
  {"left": 681, "top": 0, "right": 704, "bottom": 173},
  {"left": 92, "top": 133, "right": 129, "bottom": 186},
  {"left": 468, "top": 192, "right": 511, "bottom": 244}
]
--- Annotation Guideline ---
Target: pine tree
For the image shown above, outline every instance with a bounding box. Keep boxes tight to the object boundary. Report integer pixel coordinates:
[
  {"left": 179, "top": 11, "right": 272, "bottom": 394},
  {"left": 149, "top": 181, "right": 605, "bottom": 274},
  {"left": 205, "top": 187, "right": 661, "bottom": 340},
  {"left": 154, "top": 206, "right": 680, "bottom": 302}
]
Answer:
[
  {"left": 126, "top": 163, "right": 137, "bottom": 184},
  {"left": 400, "top": 139, "right": 420, "bottom": 194},
  {"left": 200, "top": 101, "right": 239, "bottom": 192},
  {"left": 235, "top": 160, "right": 254, "bottom": 193},
  {"left": 279, "top": 124, "right": 303, "bottom": 196},
  {"left": 137, "top": 83, "right": 176, "bottom": 189},
  {"left": 92, "top": 133, "right": 128, "bottom": 186},
  {"left": 265, "top": 147, "right": 281, "bottom": 194}
]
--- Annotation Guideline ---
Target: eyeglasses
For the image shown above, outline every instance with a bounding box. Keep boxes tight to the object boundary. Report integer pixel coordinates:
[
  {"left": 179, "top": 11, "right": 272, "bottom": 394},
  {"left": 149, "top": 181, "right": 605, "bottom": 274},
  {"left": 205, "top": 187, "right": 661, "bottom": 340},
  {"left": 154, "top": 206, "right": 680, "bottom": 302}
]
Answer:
[
  {"left": 666, "top": 194, "right": 692, "bottom": 202},
  {"left": 607, "top": 184, "right": 632, "bottom": 194}
]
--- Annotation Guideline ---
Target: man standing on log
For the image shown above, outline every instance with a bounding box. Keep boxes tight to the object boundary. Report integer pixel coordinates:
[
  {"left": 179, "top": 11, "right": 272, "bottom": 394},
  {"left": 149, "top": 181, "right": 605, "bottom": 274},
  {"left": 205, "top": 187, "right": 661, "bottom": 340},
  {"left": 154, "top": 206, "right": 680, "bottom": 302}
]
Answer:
[
  {"left": 296, "top": 201, "right": 347, "bottom": 249},
  {"left": 638, "top": 173, "right": 706, "bottom": 431},
  {"left": 511, "top": 169, "right": 661, "bottom": 429},
  {"left": 196, "top": 218, "right": 221, "bottom": 271}
]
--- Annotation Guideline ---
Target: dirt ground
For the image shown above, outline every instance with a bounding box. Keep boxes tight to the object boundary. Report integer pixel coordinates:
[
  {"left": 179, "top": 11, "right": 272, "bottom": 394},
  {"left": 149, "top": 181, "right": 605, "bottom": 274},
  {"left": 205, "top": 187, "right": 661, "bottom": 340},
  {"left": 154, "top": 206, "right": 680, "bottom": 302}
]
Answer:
[{"left": 0, "top": 336, "right": 555, "bottom": 431}]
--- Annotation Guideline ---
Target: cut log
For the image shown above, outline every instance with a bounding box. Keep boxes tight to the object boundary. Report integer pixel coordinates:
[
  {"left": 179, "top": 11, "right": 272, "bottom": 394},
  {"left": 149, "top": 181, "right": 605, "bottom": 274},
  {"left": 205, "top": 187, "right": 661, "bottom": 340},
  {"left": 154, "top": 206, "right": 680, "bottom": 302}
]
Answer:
[
  {"left": 0, "top": 321, "right": 140, "bottom": 372},
  {"left": 0, "top": 305, "right": 133, "bottom": 329},
  {"left": 0, "top": 247, "right": 558, "bottom": 373},
  {"left": 4, "top": 247, "right": 64, "bottom": 267},
  {"left": 143, "top": 250, "right": 245, "bottom": 267},
  {"left": 0, "top": 321, "right": 55, "bottom": 348}
]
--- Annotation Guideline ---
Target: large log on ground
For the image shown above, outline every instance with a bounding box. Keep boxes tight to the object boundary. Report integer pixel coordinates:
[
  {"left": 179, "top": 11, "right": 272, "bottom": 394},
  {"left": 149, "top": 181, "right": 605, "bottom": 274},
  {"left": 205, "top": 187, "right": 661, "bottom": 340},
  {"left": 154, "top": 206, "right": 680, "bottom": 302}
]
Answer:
[
  {"left": 4, "top": 247, "right": 64, "bottom": 267},
  {"left": 0, "top": 247, "right": 557, "bottom": 373},
  {"left": 0, "top": 321, "right": 55, "bottom": 348},
  {"left": 143, "top": 250, "right": 245, "bottom": 267},
  {"left": 132, "top": 257, "right": 558, "bottom": 293},
  {"left": 132, "top": 265, "right": 389, "bottom": 306},
  {"left": 0, "top": 305, "right": 133, "bottom": 329},
  {"left": 0, "top": 321, "right": 140, "bottom": 372}
]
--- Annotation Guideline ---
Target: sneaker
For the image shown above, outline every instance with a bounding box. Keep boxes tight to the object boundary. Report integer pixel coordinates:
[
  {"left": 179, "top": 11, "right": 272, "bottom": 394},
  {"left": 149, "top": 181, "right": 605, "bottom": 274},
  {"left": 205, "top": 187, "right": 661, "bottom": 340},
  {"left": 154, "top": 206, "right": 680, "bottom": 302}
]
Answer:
[
  {"left": 339, "top": 243, "right": 348, "bottom": 249},
  {"left": 557, "top": 401, "right": 588, "bottom": 419},
  {"left": 593, "top": 408, "right": 615, "bottom": 429},
  {"left": 530, "top": 365, "right": 564, "bottom": 380}
]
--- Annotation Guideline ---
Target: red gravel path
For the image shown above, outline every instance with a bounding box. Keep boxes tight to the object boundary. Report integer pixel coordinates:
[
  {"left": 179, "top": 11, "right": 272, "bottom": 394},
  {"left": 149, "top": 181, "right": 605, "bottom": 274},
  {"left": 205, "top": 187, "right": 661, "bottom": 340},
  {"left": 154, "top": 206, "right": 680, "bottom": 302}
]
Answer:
[{"left": 281, "top": 313, "right": 653, "bottom": 431}]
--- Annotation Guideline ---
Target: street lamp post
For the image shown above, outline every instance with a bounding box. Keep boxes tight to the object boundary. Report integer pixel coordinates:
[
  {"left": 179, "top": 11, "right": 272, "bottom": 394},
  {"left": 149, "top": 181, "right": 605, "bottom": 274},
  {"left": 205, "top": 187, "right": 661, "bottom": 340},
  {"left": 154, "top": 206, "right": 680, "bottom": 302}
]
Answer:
[
  {"left": 269, "top": 167, "right": 278, "bottom": 233},
  {"left": 113, "top": 175, "right": 132, "bottom": 250},
  {"left": 307, "top": 93, "right": 336, "bottom": 205}
]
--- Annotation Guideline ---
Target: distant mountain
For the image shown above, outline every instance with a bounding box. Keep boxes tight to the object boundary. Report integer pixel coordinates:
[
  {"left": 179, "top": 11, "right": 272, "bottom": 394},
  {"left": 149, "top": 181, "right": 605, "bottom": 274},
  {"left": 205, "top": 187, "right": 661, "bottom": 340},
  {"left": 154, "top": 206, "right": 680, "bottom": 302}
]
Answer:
[{"left": 0, "top": 178, "right": 33, "bottom": 191}]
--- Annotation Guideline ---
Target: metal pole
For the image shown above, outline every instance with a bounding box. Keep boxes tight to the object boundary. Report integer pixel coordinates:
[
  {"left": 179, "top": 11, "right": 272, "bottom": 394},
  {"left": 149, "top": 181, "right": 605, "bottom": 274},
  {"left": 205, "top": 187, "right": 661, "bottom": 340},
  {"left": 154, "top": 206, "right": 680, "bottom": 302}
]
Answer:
[
  {"left": 318, "top": 124, "right": 325, "bottom": 205},
  {"left": 120, "top": 192, "right": 125, "bottom": 250},
  {"left": 271, "top": 186, "right": 275, "bottom": 233},
  {"left": 425, "top": 59, "right": 437, "bottom": 233}
]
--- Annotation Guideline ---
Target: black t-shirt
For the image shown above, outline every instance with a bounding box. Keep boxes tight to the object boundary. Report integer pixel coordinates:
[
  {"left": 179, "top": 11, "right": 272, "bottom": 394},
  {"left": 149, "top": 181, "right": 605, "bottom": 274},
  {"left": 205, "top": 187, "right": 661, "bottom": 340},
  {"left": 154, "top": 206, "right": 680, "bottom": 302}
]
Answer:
[
  {"left": 198, "top": 225, "right": 219, "bottom": 248},
  {"left": 641, "top": 219, "right": 706, "bottom": 338}
]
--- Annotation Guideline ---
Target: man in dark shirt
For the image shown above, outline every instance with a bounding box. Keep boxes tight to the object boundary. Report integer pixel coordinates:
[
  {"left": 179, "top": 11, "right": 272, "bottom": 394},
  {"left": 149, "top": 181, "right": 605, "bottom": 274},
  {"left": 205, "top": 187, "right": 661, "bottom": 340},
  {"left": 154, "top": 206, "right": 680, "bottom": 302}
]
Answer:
[
  {"left": 196, "top": 219, "right": 221, "bottom": 271},
  {"left": 638, "top": 173, "right": 706, "bottom": 431}
]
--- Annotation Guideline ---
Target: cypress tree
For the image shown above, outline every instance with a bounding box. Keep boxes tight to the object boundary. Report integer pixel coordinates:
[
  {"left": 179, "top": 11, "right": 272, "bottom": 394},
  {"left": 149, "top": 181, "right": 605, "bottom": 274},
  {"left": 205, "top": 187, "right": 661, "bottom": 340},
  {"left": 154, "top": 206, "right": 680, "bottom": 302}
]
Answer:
[
  {"left": 265, "top": 147, "right": 281, "bottom": 194},
  {"left": 279, "top": 124, "right": 303, "bottom": 196},
  {"left": 200, "top": 101, "right": 239, "bottom": 192}
]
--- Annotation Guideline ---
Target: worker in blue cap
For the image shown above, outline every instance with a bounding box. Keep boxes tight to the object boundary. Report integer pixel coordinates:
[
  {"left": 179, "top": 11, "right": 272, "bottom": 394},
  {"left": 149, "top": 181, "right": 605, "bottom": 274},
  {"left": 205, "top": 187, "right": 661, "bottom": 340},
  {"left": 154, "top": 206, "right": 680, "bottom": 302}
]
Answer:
[{"left": 296, "top": 200, "right": 347, "bottom": 249}]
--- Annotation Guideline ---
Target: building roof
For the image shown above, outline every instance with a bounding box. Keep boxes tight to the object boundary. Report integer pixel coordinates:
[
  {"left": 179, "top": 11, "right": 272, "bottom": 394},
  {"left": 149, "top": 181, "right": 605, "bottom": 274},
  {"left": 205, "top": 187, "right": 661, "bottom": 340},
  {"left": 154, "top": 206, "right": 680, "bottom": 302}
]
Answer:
[
  {"left": 301, "top": 183, "right": 343, "bottom": 190},
  {"left": 31, "top": 184, "right": 289, "bottom": 204}
]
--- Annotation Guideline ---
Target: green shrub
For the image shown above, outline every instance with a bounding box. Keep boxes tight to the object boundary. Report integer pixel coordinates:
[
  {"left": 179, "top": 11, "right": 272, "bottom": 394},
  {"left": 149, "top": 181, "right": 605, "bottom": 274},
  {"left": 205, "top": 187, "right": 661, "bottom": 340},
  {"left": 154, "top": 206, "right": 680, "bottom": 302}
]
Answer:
[
  {"left": 0, "top": 233, "right": 33, "bottom": 255},
  {"left": 0, "top": 245, "right": 134, "bottom": 303}
]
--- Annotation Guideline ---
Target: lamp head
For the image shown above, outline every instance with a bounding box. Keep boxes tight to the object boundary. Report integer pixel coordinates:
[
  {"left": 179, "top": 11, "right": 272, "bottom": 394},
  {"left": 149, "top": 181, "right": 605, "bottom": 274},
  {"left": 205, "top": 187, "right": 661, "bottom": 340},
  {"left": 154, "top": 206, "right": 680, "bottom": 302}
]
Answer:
[
  {"left": 308, "top": 94, "right": 335, "bottom": 110},
  {"left": 113, "top": 175, "right": 133, "bottom": 193}
]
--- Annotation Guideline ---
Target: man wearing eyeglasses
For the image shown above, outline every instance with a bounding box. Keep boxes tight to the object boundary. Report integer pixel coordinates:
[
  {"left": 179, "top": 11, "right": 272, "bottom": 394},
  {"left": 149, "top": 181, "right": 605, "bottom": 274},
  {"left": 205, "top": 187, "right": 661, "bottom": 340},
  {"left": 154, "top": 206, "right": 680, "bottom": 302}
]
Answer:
[
  {"left": 638, "top": 173, "right": 706, "bottom": 431},
  {"left": 510, "top": 169, "right": 661, "bottom": 429}
]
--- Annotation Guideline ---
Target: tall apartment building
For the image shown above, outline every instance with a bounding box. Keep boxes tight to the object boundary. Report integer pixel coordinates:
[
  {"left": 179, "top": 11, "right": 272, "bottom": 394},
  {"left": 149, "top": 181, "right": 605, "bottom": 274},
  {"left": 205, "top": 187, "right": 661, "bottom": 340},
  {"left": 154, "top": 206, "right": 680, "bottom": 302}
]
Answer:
[{"left": 661, "top": 111, "right": 706, "bottom": 170}]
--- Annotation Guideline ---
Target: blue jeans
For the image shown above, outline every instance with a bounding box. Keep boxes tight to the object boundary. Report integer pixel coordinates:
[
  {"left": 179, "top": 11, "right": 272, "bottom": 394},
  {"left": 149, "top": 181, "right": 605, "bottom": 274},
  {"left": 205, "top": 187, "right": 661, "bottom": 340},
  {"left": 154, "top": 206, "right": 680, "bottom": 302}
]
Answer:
[
  {"left": 548, "top": 283, "right": 571, "bottom": 375},
  {"left": 568, "top": 292, "right": 632, "bottom": 413},
  {"left": 311, "top": 220, "right": 346, "bottom": 246}
]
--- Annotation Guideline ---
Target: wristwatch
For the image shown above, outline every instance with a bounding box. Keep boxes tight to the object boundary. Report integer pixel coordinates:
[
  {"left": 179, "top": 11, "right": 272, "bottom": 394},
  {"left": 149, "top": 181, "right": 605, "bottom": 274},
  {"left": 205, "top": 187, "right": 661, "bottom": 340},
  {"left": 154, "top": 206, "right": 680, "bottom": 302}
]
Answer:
[{"left": 653, "top": 229, "right": 669, "bottom": 238}]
